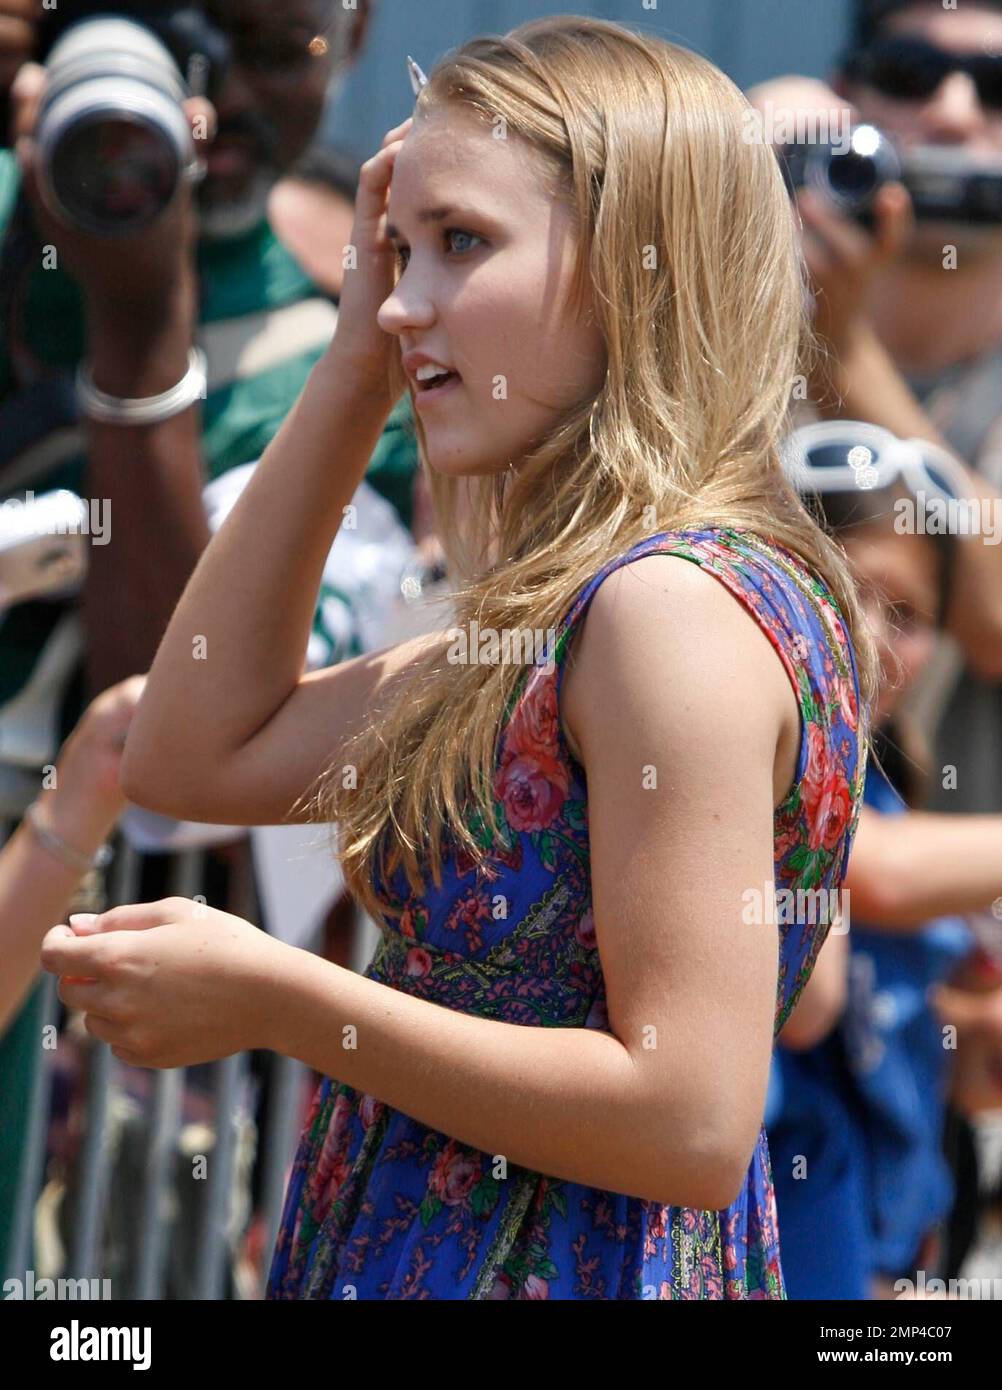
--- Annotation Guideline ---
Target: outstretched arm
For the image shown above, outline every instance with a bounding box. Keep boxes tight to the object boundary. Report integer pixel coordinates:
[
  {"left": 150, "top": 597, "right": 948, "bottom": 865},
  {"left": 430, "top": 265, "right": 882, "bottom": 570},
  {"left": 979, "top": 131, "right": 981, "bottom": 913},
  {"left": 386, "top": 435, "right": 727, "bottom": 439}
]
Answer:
[
  {"left": 0, "top": 678, "right": 141, "bottom": 1032},
  {"left": 845, "top": 806, "right": 1002, "bottom": 928}
]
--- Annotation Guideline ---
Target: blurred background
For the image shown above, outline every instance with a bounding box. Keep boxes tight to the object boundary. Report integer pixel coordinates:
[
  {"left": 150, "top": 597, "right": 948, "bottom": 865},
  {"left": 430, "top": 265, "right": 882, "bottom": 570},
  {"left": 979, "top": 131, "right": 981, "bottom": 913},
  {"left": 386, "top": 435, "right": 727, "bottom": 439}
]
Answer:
[{"left": 329, "top": 0, "right": 856, "bottom": 160}]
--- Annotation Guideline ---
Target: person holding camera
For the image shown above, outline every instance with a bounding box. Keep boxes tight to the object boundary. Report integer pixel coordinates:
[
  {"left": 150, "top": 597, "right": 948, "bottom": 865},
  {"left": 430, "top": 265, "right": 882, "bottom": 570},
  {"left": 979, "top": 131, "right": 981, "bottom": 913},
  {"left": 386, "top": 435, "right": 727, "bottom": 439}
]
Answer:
[
  {"left": 750, "top": 0, "right": 1002, "bottom": 822},
  {"left": 0, "top": 0, "right": 421, "bottom": 1277}
]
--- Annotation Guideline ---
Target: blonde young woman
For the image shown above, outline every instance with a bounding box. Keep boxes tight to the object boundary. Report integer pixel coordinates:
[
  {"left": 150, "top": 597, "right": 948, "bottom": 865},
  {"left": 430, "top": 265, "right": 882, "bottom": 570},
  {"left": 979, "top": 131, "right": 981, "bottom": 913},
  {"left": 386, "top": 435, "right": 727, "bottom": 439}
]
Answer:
[{"left": 41, "top": 18, "right": 874, "bottom": 1299}]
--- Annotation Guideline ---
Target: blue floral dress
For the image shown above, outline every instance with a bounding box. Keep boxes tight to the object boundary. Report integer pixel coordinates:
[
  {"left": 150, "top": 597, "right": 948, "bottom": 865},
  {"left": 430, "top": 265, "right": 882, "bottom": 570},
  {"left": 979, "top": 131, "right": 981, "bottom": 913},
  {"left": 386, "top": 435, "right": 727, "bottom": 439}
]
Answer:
[{"left": 267, "top": 526, "right": 866, "bottom": 1299}]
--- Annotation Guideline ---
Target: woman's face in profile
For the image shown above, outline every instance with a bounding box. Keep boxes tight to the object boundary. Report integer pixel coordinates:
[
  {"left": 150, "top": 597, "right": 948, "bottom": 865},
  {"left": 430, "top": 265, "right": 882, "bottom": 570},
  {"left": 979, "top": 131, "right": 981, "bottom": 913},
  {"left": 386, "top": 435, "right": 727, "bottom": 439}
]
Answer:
[{"left": 379, "top": 104, "right": 607, "bottom": 476}]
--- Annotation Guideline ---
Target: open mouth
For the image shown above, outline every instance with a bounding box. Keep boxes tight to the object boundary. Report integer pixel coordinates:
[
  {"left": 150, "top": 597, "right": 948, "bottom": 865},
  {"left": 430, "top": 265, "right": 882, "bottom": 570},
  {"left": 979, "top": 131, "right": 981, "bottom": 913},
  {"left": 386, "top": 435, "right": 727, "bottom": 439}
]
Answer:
[{"left": 415, "top": 369, "right": 461, "bottom": 393}]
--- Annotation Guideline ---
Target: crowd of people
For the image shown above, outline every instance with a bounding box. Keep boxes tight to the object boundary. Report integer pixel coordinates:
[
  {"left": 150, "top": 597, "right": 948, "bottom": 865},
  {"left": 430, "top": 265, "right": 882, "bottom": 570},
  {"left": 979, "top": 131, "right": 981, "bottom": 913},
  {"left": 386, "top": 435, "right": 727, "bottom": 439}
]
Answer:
[{"left": 0, "top": 0, "right": 1001, "bottom": 1301}]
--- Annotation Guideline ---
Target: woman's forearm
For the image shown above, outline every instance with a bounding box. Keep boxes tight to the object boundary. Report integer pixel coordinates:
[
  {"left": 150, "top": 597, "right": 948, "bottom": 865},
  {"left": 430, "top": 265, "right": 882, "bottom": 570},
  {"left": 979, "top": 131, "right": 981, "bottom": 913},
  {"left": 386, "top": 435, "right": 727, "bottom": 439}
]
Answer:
[
  {"left": 811, "top": 319, "right": 947, "bottom": 441},
  {"left": 262, "top": 945, "right": 742, "bottom": 1211},
  {"left": 121, "top": 347, "right": 398, "bottom": 792},
  {"left": 0, "top": 813, "right": 112, "bottom": 1033},
  {"left": 846, "top": 808, "right": 1002, "bottom": 928}
]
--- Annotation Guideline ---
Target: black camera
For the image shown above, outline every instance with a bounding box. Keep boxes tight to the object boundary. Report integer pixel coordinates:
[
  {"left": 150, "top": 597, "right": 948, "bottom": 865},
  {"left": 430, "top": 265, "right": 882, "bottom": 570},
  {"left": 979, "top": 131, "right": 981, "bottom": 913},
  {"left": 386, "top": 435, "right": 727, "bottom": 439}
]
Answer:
[
  {"left": 779, "top": 123, "right": 1002, "bottom": 227},
  {"left": 32, "top": 2, "right": 231, "bottom": 237}
]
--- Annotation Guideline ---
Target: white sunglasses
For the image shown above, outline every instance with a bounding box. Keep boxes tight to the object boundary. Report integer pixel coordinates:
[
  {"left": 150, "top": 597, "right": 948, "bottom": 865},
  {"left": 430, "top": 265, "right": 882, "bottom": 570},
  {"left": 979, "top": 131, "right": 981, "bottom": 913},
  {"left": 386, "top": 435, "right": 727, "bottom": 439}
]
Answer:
[{"left": 781, "top": 420, "right": 969, "bottom": 504}]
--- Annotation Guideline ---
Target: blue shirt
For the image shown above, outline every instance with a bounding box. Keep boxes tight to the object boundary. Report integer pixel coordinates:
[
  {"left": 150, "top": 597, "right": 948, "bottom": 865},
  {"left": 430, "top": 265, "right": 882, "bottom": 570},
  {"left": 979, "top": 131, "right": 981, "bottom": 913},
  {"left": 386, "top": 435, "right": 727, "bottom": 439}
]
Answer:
[{"left": 768, "top": 758, "right": 972, "bottom": 1295}]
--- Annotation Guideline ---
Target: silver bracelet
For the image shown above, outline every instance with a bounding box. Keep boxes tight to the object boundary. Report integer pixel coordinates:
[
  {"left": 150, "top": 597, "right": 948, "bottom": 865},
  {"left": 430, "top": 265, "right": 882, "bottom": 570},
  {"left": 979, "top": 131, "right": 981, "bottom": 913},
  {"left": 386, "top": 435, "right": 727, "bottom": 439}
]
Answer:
[
  {"left": 24, "top": 801, "right": 114, "bottom": 874},
  {"left": 76, "top": 345, "right": 208, "bottom": 426}
]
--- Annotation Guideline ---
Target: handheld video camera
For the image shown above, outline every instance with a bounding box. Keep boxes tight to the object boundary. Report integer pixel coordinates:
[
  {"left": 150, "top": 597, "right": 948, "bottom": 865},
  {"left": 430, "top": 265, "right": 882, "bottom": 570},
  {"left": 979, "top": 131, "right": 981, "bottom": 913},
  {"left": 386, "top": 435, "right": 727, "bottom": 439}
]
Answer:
[
  {"left": 779, "top": 124, "right": 1002, "bottom": 227},
  {"left": 32, "top": 1, "right": 231, "bottom": 237}
]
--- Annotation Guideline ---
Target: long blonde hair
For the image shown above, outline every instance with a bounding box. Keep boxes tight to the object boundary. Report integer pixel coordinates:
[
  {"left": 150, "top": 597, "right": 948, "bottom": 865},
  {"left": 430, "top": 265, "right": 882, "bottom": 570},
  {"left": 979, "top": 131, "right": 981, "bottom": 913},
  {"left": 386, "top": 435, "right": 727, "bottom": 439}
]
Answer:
[{"left": 307, "top": 16, "right": 878, "bottom": 920}]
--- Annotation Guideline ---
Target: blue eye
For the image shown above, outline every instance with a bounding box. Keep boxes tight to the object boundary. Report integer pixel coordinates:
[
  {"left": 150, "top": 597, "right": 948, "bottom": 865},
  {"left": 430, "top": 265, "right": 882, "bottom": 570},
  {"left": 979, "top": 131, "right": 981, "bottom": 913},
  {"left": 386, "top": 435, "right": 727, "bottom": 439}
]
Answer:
[
  {"left": 392, "top": 228, "right": 483, "bottom": 271},
  {"left": 445, "top": 228, "right": 482, "bottom": 255}
]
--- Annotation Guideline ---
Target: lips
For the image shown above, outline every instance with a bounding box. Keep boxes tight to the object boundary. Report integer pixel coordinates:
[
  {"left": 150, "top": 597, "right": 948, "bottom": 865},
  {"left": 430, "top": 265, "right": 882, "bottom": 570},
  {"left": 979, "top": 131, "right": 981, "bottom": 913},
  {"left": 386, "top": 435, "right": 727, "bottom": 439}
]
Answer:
[{"left": 205, "top": 138, "right": 257, "bottom": 178}]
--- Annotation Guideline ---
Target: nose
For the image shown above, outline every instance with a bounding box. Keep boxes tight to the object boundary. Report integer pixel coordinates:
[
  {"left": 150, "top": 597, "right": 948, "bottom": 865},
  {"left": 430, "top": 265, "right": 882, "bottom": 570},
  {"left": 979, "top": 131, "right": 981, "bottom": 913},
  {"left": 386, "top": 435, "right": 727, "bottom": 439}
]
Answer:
[
  {"left": 920, "top": 70, "right": 987, "bottom": 144},
  {"left": 211, "top": 60, "right": 259, "bottom": 128},
  {"left": 377, "top": 265, "right": 436, "bottom": 338}
]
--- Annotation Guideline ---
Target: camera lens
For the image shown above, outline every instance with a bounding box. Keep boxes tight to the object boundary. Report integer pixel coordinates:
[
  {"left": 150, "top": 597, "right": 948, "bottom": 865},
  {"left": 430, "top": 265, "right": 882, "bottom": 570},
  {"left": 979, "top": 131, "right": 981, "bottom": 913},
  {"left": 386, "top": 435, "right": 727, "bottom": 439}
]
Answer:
[
  {"left": 48, "top": 114, "right": 181, "bottom": 234},
  {"left": 808, "top": 126, "right": 901, "bottom": 215},
  {"left": 826, "top": 149, "right": 882, "bottom": 204},
  {"left": 36, "top": 17, "right": 194, "bottom": 238}
]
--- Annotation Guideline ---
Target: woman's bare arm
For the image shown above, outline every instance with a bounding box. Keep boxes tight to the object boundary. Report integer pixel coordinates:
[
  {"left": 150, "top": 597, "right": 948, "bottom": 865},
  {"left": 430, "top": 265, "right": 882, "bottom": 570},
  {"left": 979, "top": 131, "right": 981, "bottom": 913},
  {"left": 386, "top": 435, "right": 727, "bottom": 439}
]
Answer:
[
  {"left": 121, "top": 121, "right": 422, "bottom": 825},
  {"left": 119, "top": 348, "right": 432, "bottom": 825},
  {"left": 844, "top": 805, "right": 1002, "bottom": 928}
]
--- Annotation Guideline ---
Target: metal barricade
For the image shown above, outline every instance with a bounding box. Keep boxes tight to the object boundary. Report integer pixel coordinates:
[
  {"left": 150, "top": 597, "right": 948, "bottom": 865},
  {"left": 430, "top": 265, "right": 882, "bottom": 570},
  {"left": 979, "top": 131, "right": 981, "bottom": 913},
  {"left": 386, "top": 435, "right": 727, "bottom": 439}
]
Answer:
[{"left": 1, "top": 819, "right": 378, "bottom": 1299}]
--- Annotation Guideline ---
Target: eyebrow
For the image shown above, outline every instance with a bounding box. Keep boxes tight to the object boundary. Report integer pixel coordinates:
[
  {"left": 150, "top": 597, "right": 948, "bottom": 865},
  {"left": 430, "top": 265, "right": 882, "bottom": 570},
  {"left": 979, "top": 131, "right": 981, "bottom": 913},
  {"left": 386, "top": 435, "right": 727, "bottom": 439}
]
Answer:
[{"left": 385, "top": 206, "right": 472, "bottom": 241}]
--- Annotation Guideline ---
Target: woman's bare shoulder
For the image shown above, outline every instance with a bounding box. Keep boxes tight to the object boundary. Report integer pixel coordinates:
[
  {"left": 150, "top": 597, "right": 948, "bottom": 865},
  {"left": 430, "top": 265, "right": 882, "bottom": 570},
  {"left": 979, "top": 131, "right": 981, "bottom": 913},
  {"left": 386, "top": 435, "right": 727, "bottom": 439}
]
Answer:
[{"left": 560, "top": 553, "right": 797, "bottom": 796}]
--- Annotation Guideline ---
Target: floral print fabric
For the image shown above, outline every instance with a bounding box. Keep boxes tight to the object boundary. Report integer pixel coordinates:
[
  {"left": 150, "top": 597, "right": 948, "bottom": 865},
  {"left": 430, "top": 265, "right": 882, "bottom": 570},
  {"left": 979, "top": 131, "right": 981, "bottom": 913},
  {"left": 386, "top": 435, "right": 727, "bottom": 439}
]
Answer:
[{"left": 267, "top": 527, "right": 865, "bottom": 1299}]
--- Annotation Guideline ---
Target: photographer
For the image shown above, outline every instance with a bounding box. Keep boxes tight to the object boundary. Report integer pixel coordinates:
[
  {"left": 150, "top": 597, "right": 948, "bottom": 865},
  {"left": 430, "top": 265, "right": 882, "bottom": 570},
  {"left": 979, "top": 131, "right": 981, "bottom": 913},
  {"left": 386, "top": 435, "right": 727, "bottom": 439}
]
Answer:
[
  {"left": 749, "top": 0, "right": 1002, "bottom": 819},
  {"left": 0, "top": 0, "right": 420, "bottom": 1277}
]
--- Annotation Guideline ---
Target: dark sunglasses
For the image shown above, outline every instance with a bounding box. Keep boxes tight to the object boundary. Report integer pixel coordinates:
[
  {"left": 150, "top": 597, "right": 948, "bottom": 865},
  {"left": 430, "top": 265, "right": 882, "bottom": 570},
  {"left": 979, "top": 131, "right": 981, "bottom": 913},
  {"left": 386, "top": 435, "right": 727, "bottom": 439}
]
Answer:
[{"left": 844, "top": 35, "right": 1002, "bottom": 110}]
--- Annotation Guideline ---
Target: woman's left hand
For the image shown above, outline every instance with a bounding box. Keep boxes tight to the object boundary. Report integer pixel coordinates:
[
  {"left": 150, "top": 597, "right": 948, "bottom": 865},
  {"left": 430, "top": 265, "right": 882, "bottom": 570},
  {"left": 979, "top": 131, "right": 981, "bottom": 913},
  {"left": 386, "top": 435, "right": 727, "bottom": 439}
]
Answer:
[{"left": 40, "top": 898, "right": 284, "bottom": 1068}]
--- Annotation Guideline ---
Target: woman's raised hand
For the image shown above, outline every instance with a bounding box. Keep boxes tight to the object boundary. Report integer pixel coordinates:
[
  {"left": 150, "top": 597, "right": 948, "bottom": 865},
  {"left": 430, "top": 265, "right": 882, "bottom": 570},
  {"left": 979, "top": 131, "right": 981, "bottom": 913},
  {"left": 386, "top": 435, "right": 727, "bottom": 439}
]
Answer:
[{"left": 331, "top": 116, "right": 414, "bottom": 389}]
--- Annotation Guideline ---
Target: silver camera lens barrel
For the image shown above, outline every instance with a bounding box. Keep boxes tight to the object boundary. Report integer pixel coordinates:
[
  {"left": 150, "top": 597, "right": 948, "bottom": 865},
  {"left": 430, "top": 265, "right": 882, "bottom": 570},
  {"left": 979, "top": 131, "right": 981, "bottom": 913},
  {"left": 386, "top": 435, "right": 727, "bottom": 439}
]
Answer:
[
  {"left": 41, "top": 18, "right": 189, "bottom": 100},
  {"left": 36, "top": 18, "right": 194, "bottom": 236}
]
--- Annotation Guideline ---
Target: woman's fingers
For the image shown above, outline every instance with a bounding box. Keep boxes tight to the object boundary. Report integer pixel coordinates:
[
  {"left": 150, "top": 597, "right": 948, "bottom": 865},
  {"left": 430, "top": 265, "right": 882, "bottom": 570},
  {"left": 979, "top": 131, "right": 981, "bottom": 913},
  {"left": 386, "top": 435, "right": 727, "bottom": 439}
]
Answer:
[
  {"left": 68, "top": 898, "right": 193, "bottom": 935},
  {"left": 352, "top": 118, "right": 414, "bottom": 233},
  {"left": 355, "top": 137, "right": 407, "bottom": 238},
  {"left": 381, "top": 115, "right": 414, "bottom": 148},
  {"left": 57, "top": 976, "right": 107, "bottom": 1012}
]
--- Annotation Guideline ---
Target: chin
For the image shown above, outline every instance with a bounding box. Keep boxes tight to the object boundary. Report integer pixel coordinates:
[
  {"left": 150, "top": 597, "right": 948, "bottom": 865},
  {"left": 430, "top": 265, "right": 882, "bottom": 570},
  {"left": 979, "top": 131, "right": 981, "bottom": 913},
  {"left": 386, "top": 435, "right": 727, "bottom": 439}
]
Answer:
[{"left": 197, "top": 167, "right": 279, "bottom": 240}]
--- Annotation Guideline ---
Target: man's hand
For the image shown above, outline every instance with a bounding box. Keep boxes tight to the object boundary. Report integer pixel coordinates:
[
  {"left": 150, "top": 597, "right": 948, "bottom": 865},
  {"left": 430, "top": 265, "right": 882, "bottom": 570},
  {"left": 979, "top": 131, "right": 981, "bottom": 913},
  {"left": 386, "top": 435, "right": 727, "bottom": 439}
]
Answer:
[
  {"left": 747, "top": 76, "right": 913, "bottom": 356},
  {"left": 0, "top": 0, "right": 38, "bottom": 101},
  {"left": 798, "top": 183, "right": 913, "bottom": 357},
  {"left": 9, "top": 59, "right": 215, "bottom": 321},
  {"left": 931, "top": 979, "right": 1002, "bottom": 1114},
  {"left": 55, "top": 673, "right": 147, "bottom": 817}
]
